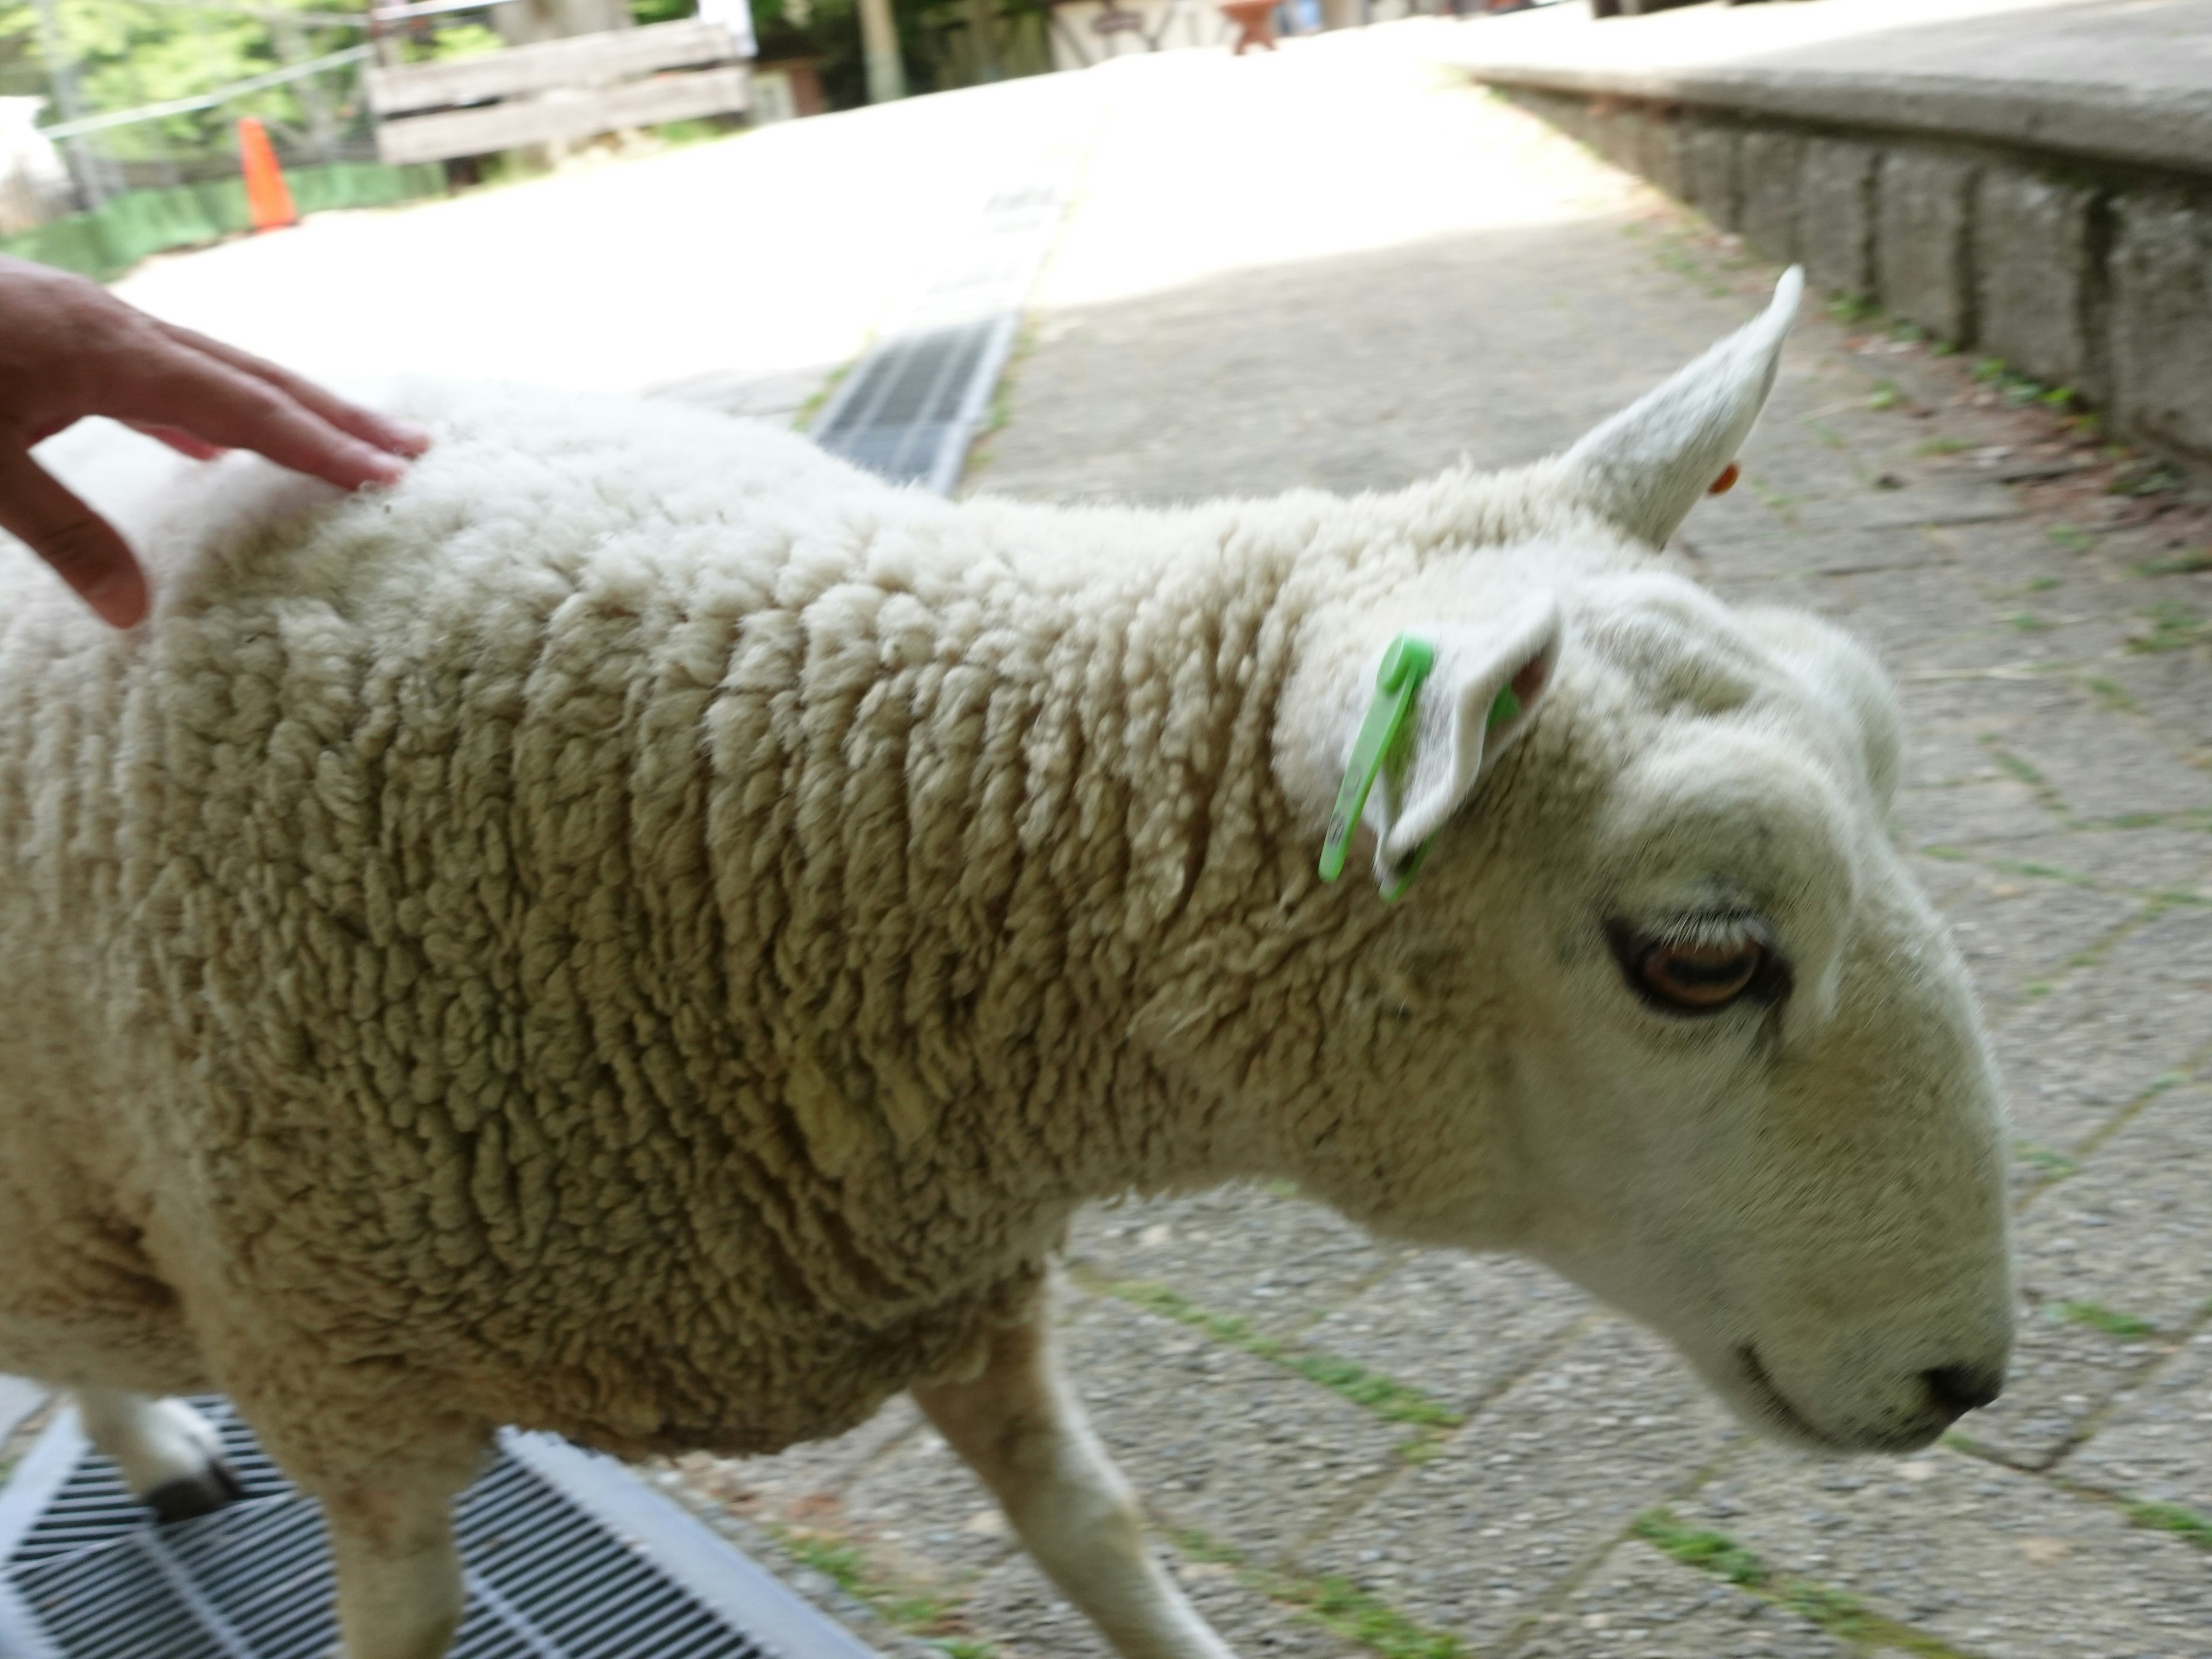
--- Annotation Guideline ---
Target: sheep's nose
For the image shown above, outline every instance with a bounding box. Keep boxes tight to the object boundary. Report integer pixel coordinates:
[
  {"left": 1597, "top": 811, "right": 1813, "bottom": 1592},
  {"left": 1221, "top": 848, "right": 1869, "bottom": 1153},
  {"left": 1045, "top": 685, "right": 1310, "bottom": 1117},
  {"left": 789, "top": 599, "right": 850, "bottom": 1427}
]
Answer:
[{"left": 1924, "top": 1363, "right": 2004, "bottom": 1420}]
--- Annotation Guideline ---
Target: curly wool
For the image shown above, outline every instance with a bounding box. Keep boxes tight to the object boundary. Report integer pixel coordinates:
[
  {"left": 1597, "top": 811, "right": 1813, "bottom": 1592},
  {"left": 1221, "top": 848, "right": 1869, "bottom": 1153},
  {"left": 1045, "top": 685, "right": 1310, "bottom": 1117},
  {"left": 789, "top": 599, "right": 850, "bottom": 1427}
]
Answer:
[{"left": 0, "top": 383, "right": 1630, "bottom": 1480}]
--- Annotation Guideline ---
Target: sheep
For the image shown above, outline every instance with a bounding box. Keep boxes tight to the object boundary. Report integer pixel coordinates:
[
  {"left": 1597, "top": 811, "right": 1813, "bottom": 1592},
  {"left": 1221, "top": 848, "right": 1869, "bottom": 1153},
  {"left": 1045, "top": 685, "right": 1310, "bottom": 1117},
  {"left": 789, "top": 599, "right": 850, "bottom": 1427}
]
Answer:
[{"left": 0, "top": 269, "right": 2012, "bottom": 1659}]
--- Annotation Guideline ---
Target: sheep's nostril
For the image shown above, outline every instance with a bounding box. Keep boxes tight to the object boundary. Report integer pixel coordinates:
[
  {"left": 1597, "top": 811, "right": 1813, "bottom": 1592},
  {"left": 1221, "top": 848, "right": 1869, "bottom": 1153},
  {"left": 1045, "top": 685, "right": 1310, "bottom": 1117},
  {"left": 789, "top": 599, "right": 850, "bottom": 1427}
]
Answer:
[{"left": 1924, "top": 1364, "right": 2004, "bottom": 1419}]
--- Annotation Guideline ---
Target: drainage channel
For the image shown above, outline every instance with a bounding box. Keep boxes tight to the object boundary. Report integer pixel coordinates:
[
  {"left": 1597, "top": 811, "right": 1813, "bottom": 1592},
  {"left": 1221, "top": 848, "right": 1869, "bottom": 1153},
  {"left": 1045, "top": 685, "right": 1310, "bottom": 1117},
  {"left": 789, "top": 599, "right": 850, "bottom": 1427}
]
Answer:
[
  {"left": 810, "top": 168, "right": 1077, "bottom": 495},
  {"left": 0, "top": 1397, "right": 880, "bottom": 1659}
]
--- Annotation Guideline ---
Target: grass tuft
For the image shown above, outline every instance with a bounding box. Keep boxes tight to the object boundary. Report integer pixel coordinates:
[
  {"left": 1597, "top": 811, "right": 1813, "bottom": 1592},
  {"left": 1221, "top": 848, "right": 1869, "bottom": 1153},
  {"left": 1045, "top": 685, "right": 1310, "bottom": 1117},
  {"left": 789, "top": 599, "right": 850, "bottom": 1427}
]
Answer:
[
  {"left": 1633, "top": 1510, "right": 1769, "bottom": 1585},
  {"left": 2015, "top": 1141, "right": 2081, "bottom": 1176},
  {"left": 777, "top": 1529, "right": 993, "bottom": 1649},
  {"left": 1098, "top": 1279, "right": 1463, "bottom": 1430},
  {"left": 2129, "top": 601, "right": 2210, "bottom": 654},
  {"left": 2127, "top": 1501, "right": 2212, "bottom": 1550},
  {"left": 1633, "top": 1508, "right": 1976, "bottom": 1657},
  {"left": 1169, "top": 1529, "right": 1463, "bottom": 1659},
  {"left": 2051, "top": 1300, "right": 2158, "bottom": 1339},
  {"left": 2136, "top": 549, "right": 2212, "bottom": 576}
]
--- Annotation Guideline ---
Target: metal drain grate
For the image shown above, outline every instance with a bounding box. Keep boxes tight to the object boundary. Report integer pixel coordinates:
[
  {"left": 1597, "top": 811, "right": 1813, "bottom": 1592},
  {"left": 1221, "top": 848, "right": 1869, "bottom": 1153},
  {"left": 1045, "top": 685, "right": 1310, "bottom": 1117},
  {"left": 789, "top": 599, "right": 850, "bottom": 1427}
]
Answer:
[
  {"left": 811, "top": 171, "right": 1077, "bottom": 495},
  {"left": 0, "top": 1400, "right": 880, "bottom": 1659},
  {"left": 812, "top": 321, "right": 1005, "bottom": 490}
]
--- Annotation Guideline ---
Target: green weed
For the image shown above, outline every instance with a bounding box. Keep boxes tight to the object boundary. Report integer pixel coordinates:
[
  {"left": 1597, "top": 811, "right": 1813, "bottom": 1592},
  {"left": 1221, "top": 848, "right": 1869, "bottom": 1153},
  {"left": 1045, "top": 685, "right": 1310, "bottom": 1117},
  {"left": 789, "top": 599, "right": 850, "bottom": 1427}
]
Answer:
[
  {"left": 2015, "top": 1141, "right": 2081, "bottom": 1176},
  {"left": 1097, "top": 1279, "right": 1461, "bottom": 1430},
  {"left": 1633, "top": 1511, "right": 1768, "bottom": 1585},
  {"left": 2050, "top": 1300, "right": 2157, "bottom": 1339},
  {"left": 777, "top": 1530, "right": 991, "bottom": 1648},
  {"left": 2084, "top": 676, "right": 2140, "bottom": 713},
  {"left": 2128, "top": 1501, "right": 2212, "bottom": 1550},
  {"left": 2136, "top": 550, "right": 2212, "bottom": 576},
  {"left": 1168, "top": 1529, "right": 1463, "bottom": 1659},
  {"left": 2130, "top": 603, "right": 2210, "bottom": 654},
  {"left": 1633, "top": 1509, "right": 1977, "bottom": 1657}
]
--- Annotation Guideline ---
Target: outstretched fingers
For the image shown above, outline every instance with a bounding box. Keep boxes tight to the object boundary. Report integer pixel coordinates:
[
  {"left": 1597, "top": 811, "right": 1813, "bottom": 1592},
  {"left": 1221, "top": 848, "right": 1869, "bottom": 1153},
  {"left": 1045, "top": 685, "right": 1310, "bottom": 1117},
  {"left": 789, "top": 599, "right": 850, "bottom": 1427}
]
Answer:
[
  {"left": 154, "top": 320, "right": 431, "bottom": 469},
  {"left": 122, "top": 343, "right": 412, "bottom": 495},
  {"left": 0, "top": 448, "right": 148, "bottom": 627}
]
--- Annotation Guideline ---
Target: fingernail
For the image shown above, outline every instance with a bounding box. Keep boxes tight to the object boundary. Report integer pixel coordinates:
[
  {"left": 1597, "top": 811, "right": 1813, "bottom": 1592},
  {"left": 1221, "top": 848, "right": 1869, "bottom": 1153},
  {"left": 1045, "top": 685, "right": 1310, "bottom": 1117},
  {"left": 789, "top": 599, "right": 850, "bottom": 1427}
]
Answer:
[
  {"left": 88, "top": 568, "right": 148, "bottom": 628},
  {"left": 382, "top": 418, "right": 433, "bottom": 456},
  {"left": 360, "top": 450, "right": 407, "bottom": 487}
]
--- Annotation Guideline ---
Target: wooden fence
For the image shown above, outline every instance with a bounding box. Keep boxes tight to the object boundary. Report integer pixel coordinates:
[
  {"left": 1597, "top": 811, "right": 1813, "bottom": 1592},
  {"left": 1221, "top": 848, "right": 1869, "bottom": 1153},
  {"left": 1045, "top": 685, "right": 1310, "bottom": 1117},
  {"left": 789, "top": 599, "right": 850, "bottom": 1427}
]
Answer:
[{"left": 366, "top": 19, "right": 750, "bottom": 165}]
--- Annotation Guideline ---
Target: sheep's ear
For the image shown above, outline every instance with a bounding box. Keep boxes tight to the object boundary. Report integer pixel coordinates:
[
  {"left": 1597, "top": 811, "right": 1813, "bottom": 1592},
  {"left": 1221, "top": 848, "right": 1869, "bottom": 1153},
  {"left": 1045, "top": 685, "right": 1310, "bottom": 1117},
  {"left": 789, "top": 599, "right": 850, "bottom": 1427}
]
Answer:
[
  {"left": 1360, "top": 594, "right": 1561, "bottom": 890},
  {"left": 1560, "top": 267, "right": 1802, "bottom": 548}
]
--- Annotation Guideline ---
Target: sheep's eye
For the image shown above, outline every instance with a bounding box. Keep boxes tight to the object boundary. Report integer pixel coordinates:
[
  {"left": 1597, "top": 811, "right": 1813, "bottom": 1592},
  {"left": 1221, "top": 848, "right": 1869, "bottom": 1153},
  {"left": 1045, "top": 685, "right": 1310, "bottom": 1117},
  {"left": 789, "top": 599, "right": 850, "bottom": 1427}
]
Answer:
[{"left": 1637, "top": 939, "right": 1763, "bottom": 1012}]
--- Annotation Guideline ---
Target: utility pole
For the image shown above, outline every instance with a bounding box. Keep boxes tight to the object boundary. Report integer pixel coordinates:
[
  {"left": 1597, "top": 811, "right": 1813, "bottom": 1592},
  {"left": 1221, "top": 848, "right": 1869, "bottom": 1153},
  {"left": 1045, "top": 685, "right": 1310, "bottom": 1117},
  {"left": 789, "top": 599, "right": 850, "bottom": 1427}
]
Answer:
[
  {"left": 857, "top": 0, "right": 904, "bottom": 103},
  {"left": 29, "top": 0, "right": 108, "bottom": 208}
]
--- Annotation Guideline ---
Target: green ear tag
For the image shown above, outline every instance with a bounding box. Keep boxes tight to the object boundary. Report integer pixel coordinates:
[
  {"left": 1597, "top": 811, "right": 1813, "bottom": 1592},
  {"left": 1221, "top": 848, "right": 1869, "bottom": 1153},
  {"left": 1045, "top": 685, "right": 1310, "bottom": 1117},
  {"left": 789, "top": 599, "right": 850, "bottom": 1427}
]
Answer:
[
  {"left": 1319, "top": 641, "right": 1528, "bottom": 900},
  {"left": 1319, "top": 635, "right": 1433, "bottom": 888}
]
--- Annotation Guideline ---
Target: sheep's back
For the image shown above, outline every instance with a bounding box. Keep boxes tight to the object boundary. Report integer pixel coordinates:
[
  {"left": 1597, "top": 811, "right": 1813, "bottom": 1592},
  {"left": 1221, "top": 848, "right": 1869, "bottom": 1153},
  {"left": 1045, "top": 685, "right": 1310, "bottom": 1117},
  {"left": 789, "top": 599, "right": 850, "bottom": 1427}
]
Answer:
[{"left": 0, "top": 386, "right": 1062, "bottom": 1456}]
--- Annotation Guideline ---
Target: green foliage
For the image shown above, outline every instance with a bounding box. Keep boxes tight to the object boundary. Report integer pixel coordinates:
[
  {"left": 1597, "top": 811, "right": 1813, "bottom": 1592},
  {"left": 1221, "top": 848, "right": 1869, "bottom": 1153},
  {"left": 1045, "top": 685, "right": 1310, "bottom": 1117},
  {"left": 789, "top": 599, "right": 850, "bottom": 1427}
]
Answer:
[
  {"left": 1633, "top": 1510, "right": 1769, "bottom": 1585},
  {"left": 1296, "top": 1577, "right": 1461, "bottom": 1659},
  {"left": 1633, "top": 1508, "right": 1976, "bottom": 1658},
  {"left": 775, "top": 1528, "right": 993, "bottom": 1649},
  {"left": 410, "top": 20, "right": 503, "bottom": 60},
  {"left": 1097, "top": 1278, "right": 1463, "bottom": 1430},
  {"left": 2127, "top": 1500, "right": 2212, "bottom": 1550},
  {"left": 1169, "top": 1529, "right": 1462, "bottom": 1659},
  {"left": 2130, "top": 601, "right": 2209, "bottom": 654},
  {"left": 2052, "top": 1300, "right": 2157, "bottom": 1339},
  {"left": 2014, "top": 1140, "right": 2080, "bottom": 1177},
  {"left": 2136, "top": 548, "right": 2212, "bottom": 575}
]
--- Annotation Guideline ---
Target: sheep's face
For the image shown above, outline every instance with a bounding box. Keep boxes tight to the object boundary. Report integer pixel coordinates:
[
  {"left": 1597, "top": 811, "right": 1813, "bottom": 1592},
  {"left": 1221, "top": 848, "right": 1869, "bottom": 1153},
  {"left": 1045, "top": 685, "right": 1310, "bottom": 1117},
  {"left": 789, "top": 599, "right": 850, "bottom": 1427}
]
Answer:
[
  {"left": 1270, "top": 272, "right": 2009, "bottom": 1455},
  {"left": 1480, "top": 580, "right": 2008, "bottom": 1456}
]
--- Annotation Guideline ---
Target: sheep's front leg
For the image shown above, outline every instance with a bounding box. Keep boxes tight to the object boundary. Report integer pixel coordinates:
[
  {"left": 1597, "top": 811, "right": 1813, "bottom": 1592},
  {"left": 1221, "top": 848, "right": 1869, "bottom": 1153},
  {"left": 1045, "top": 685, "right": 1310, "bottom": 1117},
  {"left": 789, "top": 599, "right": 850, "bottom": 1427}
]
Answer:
[
  {"left": 914, "top": 1309, "right": 1237, "bottom": 1659},
  {"left": 321, "top": 1472, "right": 468, "bottom": 1659},
  {"left": 77, "top": 1388, "right": 244, "bottom": 1522}
]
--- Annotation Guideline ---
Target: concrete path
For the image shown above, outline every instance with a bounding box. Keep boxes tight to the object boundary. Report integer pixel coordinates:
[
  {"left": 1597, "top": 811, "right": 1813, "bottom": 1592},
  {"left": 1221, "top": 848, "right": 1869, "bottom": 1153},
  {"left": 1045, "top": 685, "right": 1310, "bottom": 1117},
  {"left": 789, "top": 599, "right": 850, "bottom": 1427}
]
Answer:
[{"left": 649, "top": 28, "right": 2212, "bottom": 1659}]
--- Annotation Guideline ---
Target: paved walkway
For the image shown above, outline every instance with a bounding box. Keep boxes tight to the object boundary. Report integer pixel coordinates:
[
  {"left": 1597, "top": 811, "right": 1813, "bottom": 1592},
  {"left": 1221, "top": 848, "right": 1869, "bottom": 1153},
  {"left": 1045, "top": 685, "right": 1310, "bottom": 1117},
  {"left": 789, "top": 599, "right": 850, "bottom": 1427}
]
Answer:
[{"left": 644, "top": 29, "right": 2212, "bottom": 1659}]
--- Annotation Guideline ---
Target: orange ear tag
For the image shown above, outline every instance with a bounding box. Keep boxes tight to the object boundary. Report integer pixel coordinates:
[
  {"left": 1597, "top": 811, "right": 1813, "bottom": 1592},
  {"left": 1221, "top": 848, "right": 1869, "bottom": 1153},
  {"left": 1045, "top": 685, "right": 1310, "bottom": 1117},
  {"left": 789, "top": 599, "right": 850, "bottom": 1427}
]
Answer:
[{"left": 1709, "top": 462, "right": 1741, "bottom": 496}]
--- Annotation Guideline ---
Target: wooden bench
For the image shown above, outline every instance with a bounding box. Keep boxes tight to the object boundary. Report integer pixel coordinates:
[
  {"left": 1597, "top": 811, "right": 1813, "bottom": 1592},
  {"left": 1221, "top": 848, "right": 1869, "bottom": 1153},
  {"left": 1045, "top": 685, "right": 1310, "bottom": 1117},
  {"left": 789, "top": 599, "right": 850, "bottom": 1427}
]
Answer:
[{"left": 366, "top": 18, "right": 751, "bottom": 165}]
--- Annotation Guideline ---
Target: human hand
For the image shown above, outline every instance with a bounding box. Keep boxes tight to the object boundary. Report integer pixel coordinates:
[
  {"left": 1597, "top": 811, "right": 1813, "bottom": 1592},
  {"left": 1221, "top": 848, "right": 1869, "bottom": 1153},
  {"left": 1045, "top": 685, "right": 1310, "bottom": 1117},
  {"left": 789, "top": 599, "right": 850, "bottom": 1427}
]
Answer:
[{"left": 0, "top": 255, "right": 430, "bottom": 627}]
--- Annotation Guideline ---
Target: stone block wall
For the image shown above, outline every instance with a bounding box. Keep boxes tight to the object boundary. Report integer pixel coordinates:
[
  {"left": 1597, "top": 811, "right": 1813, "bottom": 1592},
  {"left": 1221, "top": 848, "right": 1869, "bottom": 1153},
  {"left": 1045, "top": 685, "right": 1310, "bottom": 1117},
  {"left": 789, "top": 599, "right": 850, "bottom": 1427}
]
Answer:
[{"left": 1498, "top": 86, "right": 2212, "bottom": 465}]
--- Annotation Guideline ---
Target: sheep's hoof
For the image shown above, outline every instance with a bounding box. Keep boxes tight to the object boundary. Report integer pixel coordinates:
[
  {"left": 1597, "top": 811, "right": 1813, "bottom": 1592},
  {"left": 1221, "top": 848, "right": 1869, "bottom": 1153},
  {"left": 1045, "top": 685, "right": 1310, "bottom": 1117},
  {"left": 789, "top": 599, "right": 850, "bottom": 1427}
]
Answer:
[{"left": 145, "top": 1458, "right": 247, "bottom": 1524}]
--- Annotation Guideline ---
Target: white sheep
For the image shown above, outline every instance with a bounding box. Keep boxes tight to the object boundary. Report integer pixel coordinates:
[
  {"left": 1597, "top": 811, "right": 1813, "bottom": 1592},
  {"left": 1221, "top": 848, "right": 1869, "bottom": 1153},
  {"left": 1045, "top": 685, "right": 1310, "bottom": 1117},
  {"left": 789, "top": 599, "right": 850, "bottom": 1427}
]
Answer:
[{"left": 0, "top": 270, "right": 2012, "bottom": 1659}]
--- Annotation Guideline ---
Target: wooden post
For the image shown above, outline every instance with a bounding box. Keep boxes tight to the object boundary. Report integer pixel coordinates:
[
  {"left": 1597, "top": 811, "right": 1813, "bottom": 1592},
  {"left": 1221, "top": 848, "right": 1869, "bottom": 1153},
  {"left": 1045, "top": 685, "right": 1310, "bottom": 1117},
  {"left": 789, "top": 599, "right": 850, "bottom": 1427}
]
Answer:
[
  {"left": 29, "top": 0, "right": 107, "bottom": 207},
  {"left": 858, "top": 0, "right": 905, "bottom": 103},
  {"left": 965, "top": 0, "right": 1002, "bottom": 82}
]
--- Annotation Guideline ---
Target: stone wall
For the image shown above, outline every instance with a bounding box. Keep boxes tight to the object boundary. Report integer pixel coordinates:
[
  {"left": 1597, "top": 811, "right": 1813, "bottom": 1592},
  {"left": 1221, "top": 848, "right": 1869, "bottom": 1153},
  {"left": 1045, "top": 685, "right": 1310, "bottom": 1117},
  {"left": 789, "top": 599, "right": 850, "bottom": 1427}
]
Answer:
[{"left": 1500, "top": 86, "right": 2212, "bottom": 464}]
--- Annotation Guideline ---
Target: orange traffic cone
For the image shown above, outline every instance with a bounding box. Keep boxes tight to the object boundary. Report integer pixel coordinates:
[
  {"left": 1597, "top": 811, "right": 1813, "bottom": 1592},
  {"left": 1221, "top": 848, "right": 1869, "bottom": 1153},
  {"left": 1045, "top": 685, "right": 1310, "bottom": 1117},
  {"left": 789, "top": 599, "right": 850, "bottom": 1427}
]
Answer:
[{"left": 237, "top": 117, "right": 296, "bottom": 232}]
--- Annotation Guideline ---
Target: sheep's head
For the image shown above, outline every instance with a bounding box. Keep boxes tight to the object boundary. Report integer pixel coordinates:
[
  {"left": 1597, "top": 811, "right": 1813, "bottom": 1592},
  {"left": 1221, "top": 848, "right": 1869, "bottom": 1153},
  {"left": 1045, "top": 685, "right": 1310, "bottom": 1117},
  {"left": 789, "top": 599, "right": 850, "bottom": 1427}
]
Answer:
[{"left": 1262, "top": 271, "right": 2012, "bottom": 1455}]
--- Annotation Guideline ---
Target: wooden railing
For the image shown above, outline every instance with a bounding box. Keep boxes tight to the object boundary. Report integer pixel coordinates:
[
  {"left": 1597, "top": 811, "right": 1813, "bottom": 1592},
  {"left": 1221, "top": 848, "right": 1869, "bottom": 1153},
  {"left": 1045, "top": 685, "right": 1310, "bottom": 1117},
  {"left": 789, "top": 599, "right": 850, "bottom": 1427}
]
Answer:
[{"left": 366, "top": 19, "right": 749, "bottom": 165}]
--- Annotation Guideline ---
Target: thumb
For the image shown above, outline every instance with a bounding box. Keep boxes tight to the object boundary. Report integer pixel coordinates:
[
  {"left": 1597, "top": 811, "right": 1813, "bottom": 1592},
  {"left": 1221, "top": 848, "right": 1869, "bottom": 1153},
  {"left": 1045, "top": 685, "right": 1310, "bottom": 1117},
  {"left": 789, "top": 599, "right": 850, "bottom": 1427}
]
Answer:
[{"left": 0, "top": 448, "right": 149, "bottom": 627}]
